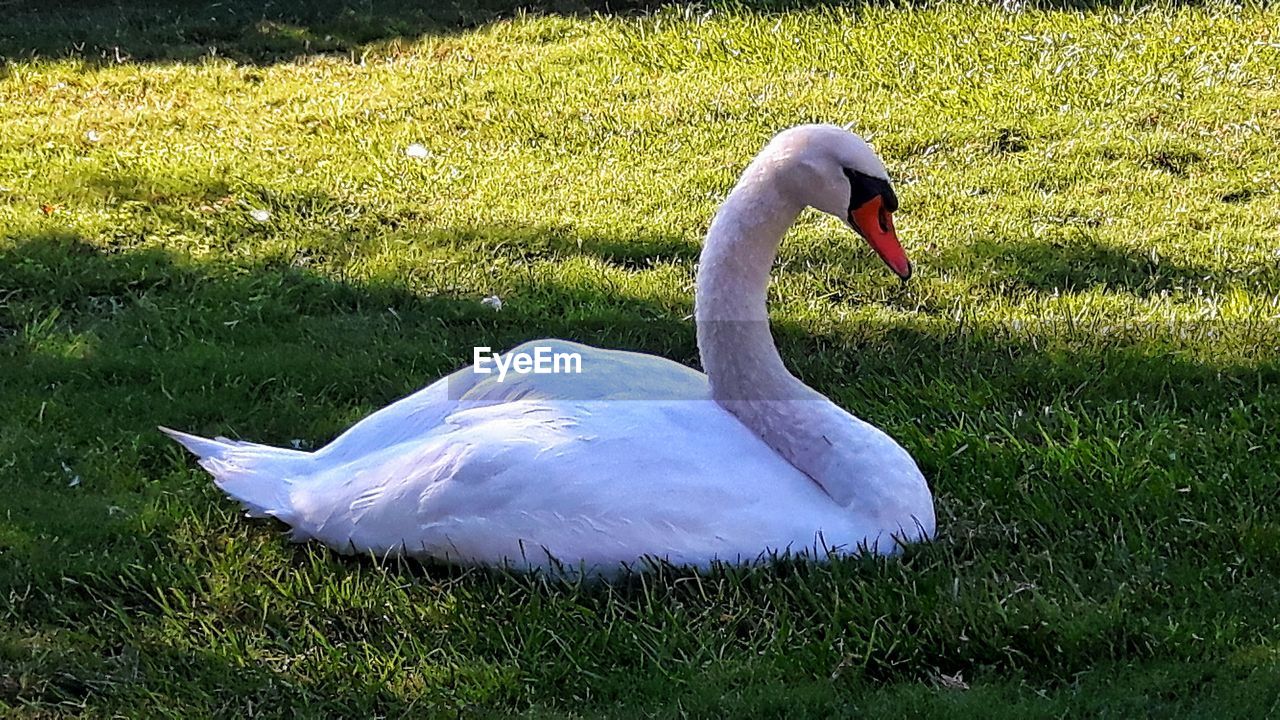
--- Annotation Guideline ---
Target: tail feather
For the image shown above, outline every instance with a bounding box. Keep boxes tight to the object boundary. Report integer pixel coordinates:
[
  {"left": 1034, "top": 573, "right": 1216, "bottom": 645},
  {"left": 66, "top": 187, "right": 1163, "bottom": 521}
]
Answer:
[{"left": 160, "top": 426, "right": 311, "bottom": 521}]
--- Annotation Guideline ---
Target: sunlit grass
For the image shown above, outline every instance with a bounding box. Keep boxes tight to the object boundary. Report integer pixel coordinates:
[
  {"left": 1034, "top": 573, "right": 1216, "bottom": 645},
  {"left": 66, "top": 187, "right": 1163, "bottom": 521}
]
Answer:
[{"left": 2, "top": 0, "right": 1279, "bottom": 716}]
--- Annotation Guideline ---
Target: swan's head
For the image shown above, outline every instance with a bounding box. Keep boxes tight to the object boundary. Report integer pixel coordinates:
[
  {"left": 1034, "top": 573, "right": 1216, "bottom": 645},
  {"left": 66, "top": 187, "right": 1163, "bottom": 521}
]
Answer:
[{"left": 766, "top": 124, "right": 911, "bottom": 280}]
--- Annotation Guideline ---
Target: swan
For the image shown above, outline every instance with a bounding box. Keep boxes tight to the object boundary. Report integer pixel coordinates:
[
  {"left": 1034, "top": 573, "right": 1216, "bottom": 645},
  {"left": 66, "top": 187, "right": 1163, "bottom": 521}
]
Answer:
[{"left": 163, "top": 124, "right": 935, "bottom": 574}]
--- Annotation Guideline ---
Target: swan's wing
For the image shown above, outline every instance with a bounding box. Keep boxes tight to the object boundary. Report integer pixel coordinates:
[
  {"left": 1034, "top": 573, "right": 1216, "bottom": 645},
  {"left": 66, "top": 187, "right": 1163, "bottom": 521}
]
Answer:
[
  {"left": 288, "top": 398, "right": 847, "bottom": 571},
  {"left": 314, "top": 339, "right": 709, "bottom": 463}
]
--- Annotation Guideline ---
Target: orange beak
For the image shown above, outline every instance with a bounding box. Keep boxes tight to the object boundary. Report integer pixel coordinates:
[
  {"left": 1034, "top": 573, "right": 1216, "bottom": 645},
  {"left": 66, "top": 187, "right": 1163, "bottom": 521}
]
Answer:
[{"left": 849, "top": 195, "right": 911, "bottom": 281}]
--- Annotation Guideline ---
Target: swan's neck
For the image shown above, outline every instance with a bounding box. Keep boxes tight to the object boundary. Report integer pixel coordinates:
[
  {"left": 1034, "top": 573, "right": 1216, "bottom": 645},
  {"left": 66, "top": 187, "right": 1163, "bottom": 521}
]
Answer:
[
  {"left": 695, "top": 164, "right": 805, "bottom": 404},
  {"left": 694, "top": 164, "right": 896, "bottom": 514}
]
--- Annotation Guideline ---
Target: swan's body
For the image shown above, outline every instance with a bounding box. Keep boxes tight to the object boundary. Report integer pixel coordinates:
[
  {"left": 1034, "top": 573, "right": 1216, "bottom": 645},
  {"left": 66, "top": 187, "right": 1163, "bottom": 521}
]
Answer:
[{"left": 166, "top": 124, "right": 936, "bottom": 574}]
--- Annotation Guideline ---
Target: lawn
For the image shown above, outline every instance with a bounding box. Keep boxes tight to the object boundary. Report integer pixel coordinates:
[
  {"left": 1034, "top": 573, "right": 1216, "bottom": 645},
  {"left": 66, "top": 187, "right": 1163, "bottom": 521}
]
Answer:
[{"left": 2, "top": 0, "right": 1279, "bottom": 716}]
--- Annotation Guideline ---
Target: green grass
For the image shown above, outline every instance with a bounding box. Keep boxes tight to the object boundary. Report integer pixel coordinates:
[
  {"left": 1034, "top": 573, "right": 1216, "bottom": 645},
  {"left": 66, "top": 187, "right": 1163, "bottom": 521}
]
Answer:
[{"left": 3, "top": 0, "right": 1280, "bottom": 716}]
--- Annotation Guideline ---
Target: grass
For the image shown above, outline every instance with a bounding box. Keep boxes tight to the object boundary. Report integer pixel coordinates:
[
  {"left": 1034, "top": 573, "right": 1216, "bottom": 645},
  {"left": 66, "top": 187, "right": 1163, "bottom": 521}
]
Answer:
[{"left": 2, "top": 0, "right": 1280, "bottom": 715}]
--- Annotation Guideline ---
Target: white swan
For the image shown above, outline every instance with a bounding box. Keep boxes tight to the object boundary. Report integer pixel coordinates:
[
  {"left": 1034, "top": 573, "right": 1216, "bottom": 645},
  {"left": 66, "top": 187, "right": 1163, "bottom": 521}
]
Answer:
[{"left": 164, "top": 124, "right": 935, "bottom": 574}]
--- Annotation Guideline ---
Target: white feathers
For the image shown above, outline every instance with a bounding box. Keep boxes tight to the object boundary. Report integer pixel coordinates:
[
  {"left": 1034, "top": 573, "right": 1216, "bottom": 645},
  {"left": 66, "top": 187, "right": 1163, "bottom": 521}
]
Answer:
[{"left": 166, "top": 125, "right": 934, "bottom": 574}]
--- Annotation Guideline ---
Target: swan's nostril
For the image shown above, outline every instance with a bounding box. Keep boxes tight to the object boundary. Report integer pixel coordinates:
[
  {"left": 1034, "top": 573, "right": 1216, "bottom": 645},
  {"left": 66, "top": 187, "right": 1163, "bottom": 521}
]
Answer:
[{"left": 878, "top": 207, "right": 891, "bottom": 233}]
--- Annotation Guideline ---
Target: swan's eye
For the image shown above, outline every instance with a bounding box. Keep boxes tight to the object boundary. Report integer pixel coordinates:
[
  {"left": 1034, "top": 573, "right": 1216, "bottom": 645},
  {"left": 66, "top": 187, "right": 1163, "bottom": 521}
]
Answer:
[{"left": 843, "top": 167, "right": 896, "bottom": 218}]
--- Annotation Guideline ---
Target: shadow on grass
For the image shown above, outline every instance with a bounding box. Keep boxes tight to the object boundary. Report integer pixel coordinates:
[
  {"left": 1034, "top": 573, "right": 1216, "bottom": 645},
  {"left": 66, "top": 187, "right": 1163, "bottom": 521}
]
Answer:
[
  {"left": 0, "top": 0, "right": 1241, "bottom": 67},
  {"left": 3, "top": 226, "right": 1272, "bottom": 397}
]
